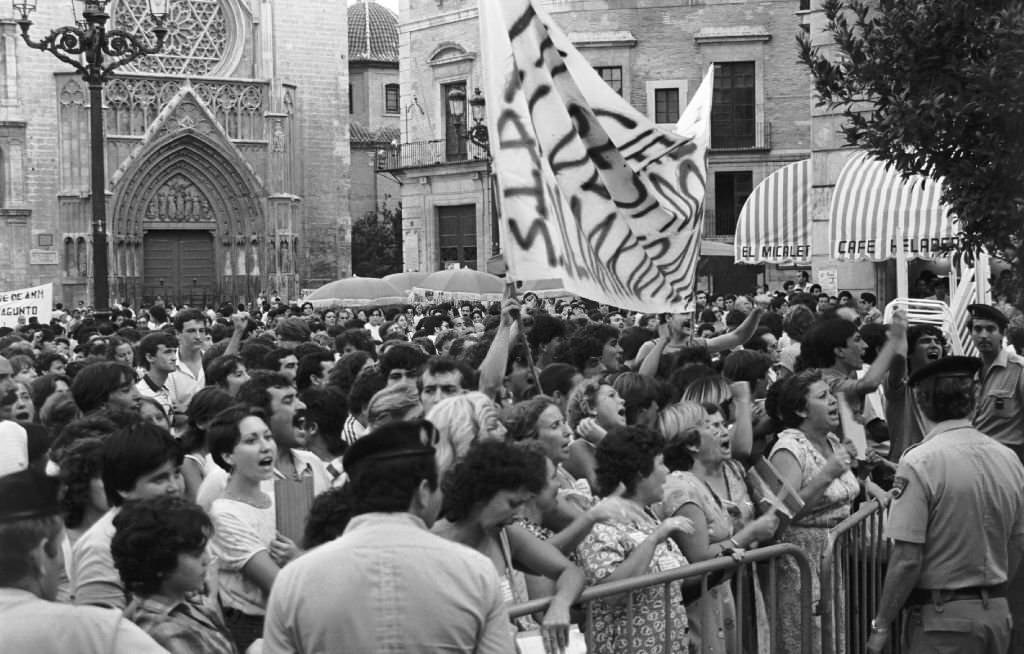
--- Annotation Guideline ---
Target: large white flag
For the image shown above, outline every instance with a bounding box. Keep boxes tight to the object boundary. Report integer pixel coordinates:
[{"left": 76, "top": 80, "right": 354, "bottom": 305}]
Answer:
[{"left": 480, "top": 0, "right": 712, "bottom": 313}]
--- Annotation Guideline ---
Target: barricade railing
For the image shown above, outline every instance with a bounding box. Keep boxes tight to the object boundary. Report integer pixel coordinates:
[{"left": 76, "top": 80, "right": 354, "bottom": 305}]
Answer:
[
  {"left": 820, "top": 496, "right": 899, "bottom": 654},
  {"left": 509, "top": 542, "right": 814, "bottom": 654}
]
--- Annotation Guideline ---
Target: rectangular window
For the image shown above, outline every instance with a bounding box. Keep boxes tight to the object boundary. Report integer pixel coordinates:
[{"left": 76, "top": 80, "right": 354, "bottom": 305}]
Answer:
[
  {"left": 712, "top": 62, "right": 756, "bottom": 149},
  {"left": 442, "top": 81, "right": 467, "bottom": 162},
  {"left": 348, "top": 84, "right": 353, "bottom": 114},
  {"left": 654, "top": 88, "right": 680, "bottom": 124},
  {"left": 595, "top": 66, "right": 623, "bottom": 95},
  {"left": 438, "top": 205, "right": 477, "bottom": 269},
  {"left": 384, "top": 84, "right": 400, "bottom": 114},
  {"left": 714, "top": 171, "right": 753, "bottom": 235}
]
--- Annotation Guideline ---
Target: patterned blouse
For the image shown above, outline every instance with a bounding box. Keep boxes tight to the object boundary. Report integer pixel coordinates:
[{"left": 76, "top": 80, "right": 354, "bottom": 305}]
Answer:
[
  {"left": 579, "top": 512, "right": 689, "bottom": 654},
  {"left": 770, "top": 428, "right": 860, "bottom": 527},
  {"left": 124, "top": 594, "right": 237, "bottom": 654}
]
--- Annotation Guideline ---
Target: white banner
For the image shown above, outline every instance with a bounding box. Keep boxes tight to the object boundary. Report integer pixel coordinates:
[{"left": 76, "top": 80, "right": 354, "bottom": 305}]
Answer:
[
  {"left": 0, "top": 283, "right": 52, "bottom": 328},
  {"left": 480, "top": 0, "right": 712, "bottom": 313}
]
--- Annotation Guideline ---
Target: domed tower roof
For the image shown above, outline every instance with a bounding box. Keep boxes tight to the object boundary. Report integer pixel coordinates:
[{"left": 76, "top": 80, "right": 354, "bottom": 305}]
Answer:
[{"left": 348, "top": 1, "right": 399, "bottom": 63}]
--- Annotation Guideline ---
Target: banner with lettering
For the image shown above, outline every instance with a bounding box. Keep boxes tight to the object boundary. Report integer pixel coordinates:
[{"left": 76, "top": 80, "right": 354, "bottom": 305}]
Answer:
[
  {"left": 479, "top": 0, "right": 711, "bottom": 313},
  {"left": 0, "top": 283, "right": 52, "bottom": 328}
]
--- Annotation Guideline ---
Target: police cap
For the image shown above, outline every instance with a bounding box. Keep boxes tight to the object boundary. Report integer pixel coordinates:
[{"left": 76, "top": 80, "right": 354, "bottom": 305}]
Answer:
[
  {"left": 908, "top": 355, "right": 982, "bottom": 387},
  {"left": 967, "top": 303, "right": 1009, "bottom": 331},
  {"left": 342, "top": 419, "right": 437, "bottom": 474},
  {"left": 0, "top": 467, "right": 61, "bottom": 523}
]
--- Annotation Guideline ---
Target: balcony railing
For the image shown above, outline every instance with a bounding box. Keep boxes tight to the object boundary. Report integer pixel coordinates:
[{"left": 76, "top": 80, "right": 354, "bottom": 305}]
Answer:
[
  {"left": 376, "top": 139, "right": 490, "bottom": 172},
  {"left": 710, "top": 121, "right": 772, "bottom": 152}
]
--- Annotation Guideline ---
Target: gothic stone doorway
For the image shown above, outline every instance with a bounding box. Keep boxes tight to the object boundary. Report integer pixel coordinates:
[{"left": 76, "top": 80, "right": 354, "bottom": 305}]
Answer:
[{"left": 143, "top": 230, "right": 216, "bottom": 306}]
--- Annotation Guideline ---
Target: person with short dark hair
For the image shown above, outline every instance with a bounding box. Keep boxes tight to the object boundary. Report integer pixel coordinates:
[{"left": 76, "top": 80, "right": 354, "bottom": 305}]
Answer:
[
  {"left": 538, "top": 363, "right": 583, "bottom": 417},
  {"left": 35, "top": 352, "right": 67, "bottom": 376},
  {"left": 263, "top": 348, "right": 299, "bottom": 385},
  {"left": 296, "top": 351, "right": 334, "bottom": 392},
  {"left": 0, "top": 467, "right": 167, "bottom": 652},
  {"left": 135, "top": 331, "right": 180, "bottom": 420},
  {"left": 206, "top": 354, "right": 250, "bottom": 397},
  {"left": 72, "top": 422, "right": 183, "bottom": 609},
  {"left": 334, "top": 328, "right": 376, "bottom": 358},
  {"left": 868, "top": 357, "right": 1024, "bottom": 654},
  {"left": 112, "top": 495, "right": 236, "bottom": 654},
  {"left": 207, "top": 405, "right": 297, "bottom": 652},
  {"left": 298, "top": 386, "right": 348, "bottom": 477},
  {"left": 264, "top": 421, "right": 517, "bottom": 653},
  {"left": 342, "top": 366, "right": 386, "bottom": 446},
  {"left": 70, "top": 361, "right": 141, "bottom": 415},
  {"left": 967, "top": 303, "right": 1024, "bottom": 460},
  {"left": 419, "top": 356, "right": 473, "bottom": 413},
  {"left": 379, "top": 342, "right": 429, "bottom": 389}
]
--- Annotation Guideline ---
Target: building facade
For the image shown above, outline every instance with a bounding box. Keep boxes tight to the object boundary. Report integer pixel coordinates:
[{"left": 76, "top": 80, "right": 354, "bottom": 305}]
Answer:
[
  {"left": 381, "top": 0, "right": 811, "bottom": 295},
  {"left": 0, "top": 0, "right": 350, "bottom": 308},
  {"left": 348, "top": 1, "right": 401, "bottom": 223}
]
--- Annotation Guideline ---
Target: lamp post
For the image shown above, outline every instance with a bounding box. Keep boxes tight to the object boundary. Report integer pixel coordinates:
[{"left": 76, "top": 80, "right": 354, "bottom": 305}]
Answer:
[
  {"left": 447, "top": 87, "right": 500, "bottom": 257},
  {"left": 13, "top": 0, "right": 167, "bottom": 317}
]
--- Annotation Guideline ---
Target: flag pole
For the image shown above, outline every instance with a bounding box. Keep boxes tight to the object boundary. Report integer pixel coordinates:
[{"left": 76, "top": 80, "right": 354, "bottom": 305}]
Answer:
[{"left": 504, "top": 279, "right": 545, "bottom": 396}]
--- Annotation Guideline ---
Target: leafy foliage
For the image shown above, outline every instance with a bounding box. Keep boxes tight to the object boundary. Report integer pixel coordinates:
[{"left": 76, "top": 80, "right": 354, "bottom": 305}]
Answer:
[
  {"left": 351, "top": 199, "right": 403, "bottom": 278},
  {"left": 798, "top": 0, "right": 1024, "bottom": 279}
]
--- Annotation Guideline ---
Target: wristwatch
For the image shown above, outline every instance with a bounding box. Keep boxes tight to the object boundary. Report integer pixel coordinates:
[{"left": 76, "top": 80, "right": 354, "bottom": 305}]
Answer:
[{"left": 870, "top": 618, "right": 889, "bottom": 633}]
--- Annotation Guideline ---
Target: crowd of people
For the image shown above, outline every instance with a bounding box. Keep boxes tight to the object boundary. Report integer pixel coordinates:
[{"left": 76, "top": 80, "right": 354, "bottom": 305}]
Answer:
[{"left": 0, "top": 275, "right": 1023, "bottom": 654}]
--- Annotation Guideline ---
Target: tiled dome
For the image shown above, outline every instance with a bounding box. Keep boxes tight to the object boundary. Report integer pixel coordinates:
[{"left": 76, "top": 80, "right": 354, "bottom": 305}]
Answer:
[{"left": 348, "top": 1, "right": 399, "bottom": 63}]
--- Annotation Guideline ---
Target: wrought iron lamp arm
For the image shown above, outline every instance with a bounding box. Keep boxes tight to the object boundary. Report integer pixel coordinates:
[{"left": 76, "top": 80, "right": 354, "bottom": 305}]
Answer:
[
  {"left": 98, "top": 28, "right": 166, "bottom": 82},
  {"left": 15, "top": 20, "right": 166, "bottom": 84}
]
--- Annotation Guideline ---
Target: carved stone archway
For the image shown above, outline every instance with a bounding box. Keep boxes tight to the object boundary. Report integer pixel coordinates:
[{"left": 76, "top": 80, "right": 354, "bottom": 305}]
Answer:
[{"left": 111, "top": 128, "right": 267, "bottom": 305}]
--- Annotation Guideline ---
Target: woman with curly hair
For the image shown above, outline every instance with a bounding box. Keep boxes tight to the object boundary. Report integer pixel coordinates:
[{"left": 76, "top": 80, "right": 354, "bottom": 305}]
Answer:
[
  {"left": 578, "top": 425, "right": 693, "bottom": 654},
  {"left": 563, "top": 380, "right": 626, "bottom": 492},
  {"left": 432, "top": 440, "right": 585, "bottom": 654},
  {"left": 55, "top": 436, "right": 108, "bottom": 602},
  {"left": 112, "top": 495, "right": 237, "bottom": 654},
  {"left": 105, "top": 336, "right": 135, "bottom": 367}
]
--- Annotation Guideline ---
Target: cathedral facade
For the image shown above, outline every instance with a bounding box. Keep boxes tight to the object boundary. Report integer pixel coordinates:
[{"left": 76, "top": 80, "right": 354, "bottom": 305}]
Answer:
[{"left": 0, "top": 0, "right": 350, "bottom": 307}]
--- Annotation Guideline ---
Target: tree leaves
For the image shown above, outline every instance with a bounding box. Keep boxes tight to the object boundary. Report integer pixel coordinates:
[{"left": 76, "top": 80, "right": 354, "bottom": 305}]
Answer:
[{"left": 800, "top": 0, "right": 1024, "bottom": 297}]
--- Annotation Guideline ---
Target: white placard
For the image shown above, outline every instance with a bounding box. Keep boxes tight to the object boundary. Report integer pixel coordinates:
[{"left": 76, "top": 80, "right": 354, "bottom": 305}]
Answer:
[
  {"left": 0, "top": 283, "right": 53, "bottom": 328},
  {"left": 817, "top": 268, "right": 838, "bottom": 297}
]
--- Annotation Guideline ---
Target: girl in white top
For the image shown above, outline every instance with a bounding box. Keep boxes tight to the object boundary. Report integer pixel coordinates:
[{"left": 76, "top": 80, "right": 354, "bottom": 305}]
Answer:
[{"left": 207, "top": 405, "right": 300, "bottom": 653}]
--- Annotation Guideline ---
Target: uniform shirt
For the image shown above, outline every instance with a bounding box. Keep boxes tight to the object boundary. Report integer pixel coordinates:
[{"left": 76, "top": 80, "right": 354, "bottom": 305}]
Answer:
[
  {"left": 72, "top": 508, "right": 125, "bottom": 609},
  {"left": 262, "top": 512, "right": 515, "bottom": 654},
  {"left": 0, "top": 588, "right": 168, "bottom": 654},
  {"left": 886, "top": 419, "right": 1024, "bottom": 589},
  {"left": 974, "top": 349, "right": 1024, "bottom": 446}
]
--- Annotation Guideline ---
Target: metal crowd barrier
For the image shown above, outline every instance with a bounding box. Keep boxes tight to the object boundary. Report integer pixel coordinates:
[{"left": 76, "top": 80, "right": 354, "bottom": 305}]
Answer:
[
  {"left": 509, "top": 542, "right": 814, "bottom": 654},
  {"left": 819, "top": 496, "right": 900, "bottom": 654}
]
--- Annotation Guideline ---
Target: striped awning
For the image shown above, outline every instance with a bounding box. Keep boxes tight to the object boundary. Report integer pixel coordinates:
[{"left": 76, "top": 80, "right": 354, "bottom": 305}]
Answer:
[
  {"left": 734, "top": 159, "right": 811, "bottom": 265},
  {"left": 829, "top": 151, "right": 956, "bottom": 261}
]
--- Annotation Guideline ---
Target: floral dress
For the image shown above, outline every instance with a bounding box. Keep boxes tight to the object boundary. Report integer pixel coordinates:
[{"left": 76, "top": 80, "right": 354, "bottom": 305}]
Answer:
[
  {"left": 579, "top": 511, "right": 689, "bottom": 654},
  {"left": 769, "top": 428, "right": 860, "bottom": 654},
  {"left": 655, "top": 470, "right": 737, "bottom": 654}
]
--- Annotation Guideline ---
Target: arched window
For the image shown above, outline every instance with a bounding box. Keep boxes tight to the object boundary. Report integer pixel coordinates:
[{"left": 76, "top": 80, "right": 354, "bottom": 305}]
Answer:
[{"left": 64, "top": 238, "right": 75, "bottom": 276}]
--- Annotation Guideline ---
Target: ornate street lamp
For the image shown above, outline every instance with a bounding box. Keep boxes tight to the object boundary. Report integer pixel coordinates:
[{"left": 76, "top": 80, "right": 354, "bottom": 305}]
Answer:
[
  {"left": 447, "top": 87, "right": 499, "bottom": 256},
  {"left": 13, "top": 0, "right": 167, "bottom": 317}
]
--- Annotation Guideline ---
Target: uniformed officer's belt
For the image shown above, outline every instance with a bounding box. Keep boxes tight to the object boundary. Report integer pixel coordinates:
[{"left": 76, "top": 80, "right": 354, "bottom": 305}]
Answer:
[{"left": 906, "top": 584, "right": 1006, "bottom": 607}]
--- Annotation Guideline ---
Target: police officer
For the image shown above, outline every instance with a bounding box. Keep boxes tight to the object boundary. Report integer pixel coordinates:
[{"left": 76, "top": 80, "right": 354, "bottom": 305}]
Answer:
[
  {"left": 0, "top": 467, "right": 167, "bottom": 653},
  {"left": 968, "top": 303, "right": 1024, "bottom": 463},
  {"left": 867, "top": 356, "right": 1024, "bottom": 654}
]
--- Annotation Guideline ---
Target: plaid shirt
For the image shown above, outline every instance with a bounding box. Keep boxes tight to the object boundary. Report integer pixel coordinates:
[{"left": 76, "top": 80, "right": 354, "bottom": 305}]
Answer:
[{"left": 124, "top": 595, "right": 237, "bottom": 654}]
